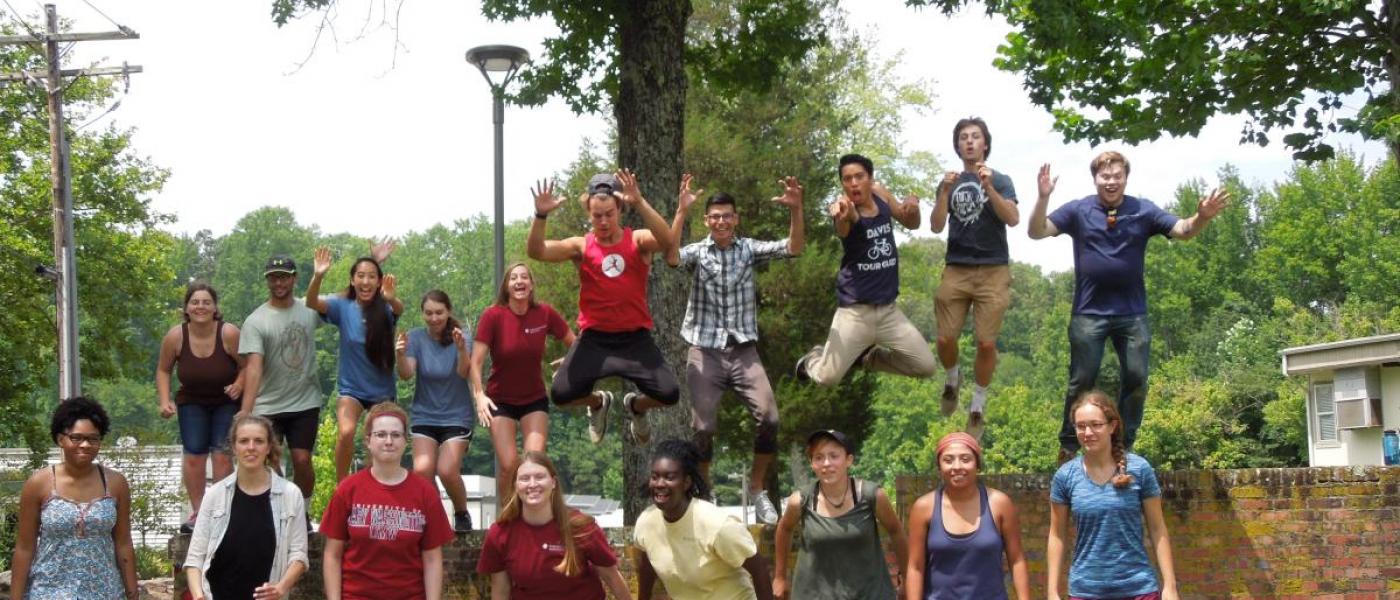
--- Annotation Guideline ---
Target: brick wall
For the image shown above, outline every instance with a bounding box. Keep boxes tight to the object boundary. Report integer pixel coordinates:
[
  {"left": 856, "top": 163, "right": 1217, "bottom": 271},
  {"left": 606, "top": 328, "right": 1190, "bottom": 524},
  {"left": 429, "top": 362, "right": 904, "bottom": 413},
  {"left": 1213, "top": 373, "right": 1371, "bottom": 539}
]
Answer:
[
  {"left": 897, "top": 466, "right": 1400, "bottom": 600},
  {"left": 169, "top": 466, "right": 1400, "bottom": 599}
]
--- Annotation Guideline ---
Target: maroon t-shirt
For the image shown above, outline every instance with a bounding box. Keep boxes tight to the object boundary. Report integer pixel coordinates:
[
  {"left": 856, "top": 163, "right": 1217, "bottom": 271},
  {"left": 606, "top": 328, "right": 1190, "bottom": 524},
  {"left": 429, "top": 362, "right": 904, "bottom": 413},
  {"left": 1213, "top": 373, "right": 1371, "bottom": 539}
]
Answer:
[
  {"left": 474, "top": 303, "right": 570, "bottom": 405},
  {"left": 476, "top": 511, "right": 617, "bottom": 600},
  {"left": 319, "top": 469, "right": 455, "bottom": 600}
]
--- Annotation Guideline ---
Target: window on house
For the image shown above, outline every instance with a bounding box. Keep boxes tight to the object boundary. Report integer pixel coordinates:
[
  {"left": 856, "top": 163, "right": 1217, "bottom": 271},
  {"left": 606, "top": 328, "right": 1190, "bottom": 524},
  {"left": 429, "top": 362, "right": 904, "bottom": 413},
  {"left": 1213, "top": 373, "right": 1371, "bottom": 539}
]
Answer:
[{"left": 1314, "top": 382, "right": 1336, "bottom": 443}]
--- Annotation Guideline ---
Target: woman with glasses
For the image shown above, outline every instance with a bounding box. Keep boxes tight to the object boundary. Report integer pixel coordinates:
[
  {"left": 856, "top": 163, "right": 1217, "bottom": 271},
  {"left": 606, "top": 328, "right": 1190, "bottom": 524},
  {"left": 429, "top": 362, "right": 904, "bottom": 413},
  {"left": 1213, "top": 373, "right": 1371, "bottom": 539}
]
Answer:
[
  {"left": 321, "top": 402, "right": 453, "bottom": 600},
  {"left": 1046, "top": 391, "right": 1179, "bottom": 600},
  {"left": 10, "top": 397, "right": 138, "bottom": 600}
]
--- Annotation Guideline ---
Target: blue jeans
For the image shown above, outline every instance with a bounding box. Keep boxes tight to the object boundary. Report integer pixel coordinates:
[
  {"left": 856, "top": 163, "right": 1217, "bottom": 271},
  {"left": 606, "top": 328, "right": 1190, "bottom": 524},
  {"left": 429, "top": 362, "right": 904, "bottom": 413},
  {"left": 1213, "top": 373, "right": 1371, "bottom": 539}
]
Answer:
[
  {"left": 177, "top": 402, "right": 238, "bottom": 455},
  {"left": 1060, "top": 314, "right": 1151, "bottom": 451}
]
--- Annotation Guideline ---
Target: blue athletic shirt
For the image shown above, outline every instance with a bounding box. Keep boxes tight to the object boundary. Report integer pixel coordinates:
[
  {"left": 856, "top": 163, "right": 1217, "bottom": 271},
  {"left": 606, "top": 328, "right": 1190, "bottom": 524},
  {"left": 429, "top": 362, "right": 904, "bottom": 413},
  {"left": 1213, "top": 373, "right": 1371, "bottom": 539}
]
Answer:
[
  {"left": 1047, "top": 195, "right": 1178, "bottom": 316},
  {"left": 1050, "top": 453, "right": 1163, "bottom": 599},
  {"left": 324, "top": 296, "right": 398, "bottom": 401},
  {"left": 406, "top": 327, "right": 474, "bottom": 428}
]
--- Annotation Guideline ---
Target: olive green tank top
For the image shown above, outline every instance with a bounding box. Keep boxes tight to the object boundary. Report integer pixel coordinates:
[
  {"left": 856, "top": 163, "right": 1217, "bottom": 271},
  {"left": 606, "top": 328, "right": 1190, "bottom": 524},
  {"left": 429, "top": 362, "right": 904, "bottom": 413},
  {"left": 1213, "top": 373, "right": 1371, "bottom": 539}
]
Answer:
[{"left": 791, "top": 478, "right": 897, "bottom": 599}]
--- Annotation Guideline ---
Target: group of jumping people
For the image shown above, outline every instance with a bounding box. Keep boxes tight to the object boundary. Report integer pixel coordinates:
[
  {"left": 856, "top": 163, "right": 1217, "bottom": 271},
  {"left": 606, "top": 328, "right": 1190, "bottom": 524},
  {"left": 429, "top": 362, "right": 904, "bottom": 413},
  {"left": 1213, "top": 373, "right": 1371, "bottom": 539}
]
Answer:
[{"left": 10, "top": 116, "right": 1229, "bottom": 600}]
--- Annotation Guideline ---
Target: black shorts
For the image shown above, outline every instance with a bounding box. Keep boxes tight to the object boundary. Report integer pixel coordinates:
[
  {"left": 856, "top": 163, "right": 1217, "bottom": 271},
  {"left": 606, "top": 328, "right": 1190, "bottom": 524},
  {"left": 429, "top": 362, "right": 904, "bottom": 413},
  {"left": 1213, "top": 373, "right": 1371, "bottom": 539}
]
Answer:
[
  {"left": 549, "top": 329, "right": 680, "bottom": 406},
  {"left": 265, "top": 407, "right": 321, "bottom": 451},
  {"left": 342, "top": 394, "right": 393, "bottom": 410},
  {"left": 490, "top": 397, "right": 550, "bottom": 421},
  {"left": 410, "top": 424, "right": 473, "bottom": 444}
]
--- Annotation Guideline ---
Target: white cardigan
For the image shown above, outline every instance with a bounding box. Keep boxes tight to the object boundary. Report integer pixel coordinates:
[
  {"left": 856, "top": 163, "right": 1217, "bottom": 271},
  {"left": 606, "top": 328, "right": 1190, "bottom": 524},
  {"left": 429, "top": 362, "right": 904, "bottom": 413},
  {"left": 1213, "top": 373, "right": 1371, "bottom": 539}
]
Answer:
[{"left": 183, "top": 469, "right": 309, "bottom": 600}]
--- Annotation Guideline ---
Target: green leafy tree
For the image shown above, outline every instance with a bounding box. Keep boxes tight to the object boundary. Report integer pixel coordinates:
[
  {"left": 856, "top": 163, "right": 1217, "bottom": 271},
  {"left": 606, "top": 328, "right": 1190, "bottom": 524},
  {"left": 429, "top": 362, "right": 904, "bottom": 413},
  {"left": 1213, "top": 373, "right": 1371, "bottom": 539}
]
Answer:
[{"left": 909, "top": 0, "right": 1400, "bottom": 161}]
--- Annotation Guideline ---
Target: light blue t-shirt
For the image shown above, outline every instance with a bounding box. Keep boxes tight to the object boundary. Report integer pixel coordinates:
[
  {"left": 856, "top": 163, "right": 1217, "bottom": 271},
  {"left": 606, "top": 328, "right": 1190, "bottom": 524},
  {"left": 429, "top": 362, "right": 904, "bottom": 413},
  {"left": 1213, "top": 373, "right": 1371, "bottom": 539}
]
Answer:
[
  {"left": 406, "top": 327, "right": 474, "bottom": 428},
  {"left": 324, "top": 296, "right": 398, "bottom": 401},
  {"left": 1050, "top": 453, "right": 1162, "bottom": 599}
]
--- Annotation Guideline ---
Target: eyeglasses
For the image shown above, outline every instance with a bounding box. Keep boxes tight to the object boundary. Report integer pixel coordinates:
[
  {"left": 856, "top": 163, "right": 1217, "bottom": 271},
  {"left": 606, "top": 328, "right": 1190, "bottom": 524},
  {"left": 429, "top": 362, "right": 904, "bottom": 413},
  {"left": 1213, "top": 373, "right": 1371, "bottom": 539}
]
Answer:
[
  {"left": 370, "top": 431, "right": 404, "bottom": 441},
  {"left": 1074, "top": 421, "right": 1109, "bottom": 433},
  {"left": 63, "top": 433, "right": 102, "bottom": 446},
  {"left": 1105, "top": 208, "right": 1118, "bottom": 229},
  {"left": 705, "top": 213, "right": 737, "bottom": 222}
]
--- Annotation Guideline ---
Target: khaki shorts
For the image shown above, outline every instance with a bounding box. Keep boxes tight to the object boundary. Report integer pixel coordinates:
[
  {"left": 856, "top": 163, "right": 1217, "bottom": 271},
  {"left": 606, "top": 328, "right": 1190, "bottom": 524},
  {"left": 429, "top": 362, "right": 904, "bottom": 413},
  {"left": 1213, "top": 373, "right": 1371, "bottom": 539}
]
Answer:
[{"left": 935, "top": 264, "right": 1011, "bottom": 342}]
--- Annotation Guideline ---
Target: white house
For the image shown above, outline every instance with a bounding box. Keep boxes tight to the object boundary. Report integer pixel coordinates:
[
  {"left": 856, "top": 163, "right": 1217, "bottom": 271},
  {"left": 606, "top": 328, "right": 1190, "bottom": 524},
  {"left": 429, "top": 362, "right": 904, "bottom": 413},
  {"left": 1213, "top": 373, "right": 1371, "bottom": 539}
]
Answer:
[{"left": 1280, "top": 333, "right": 1400, "bottom": 467}]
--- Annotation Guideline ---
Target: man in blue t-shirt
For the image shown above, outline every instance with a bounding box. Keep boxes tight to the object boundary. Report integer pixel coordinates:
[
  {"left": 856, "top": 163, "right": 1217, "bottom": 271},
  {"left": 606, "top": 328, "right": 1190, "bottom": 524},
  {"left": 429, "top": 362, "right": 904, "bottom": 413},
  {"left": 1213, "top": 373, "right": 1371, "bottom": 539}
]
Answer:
[
  {"left": 931, "top": 117, "right": 1019, "bottom": 441},
  {"left": 795, "top": 153, "right": 937, "bottom": 385},
  {"left": 1029, "top": 152, "right": 1229, "bottom": 462}
]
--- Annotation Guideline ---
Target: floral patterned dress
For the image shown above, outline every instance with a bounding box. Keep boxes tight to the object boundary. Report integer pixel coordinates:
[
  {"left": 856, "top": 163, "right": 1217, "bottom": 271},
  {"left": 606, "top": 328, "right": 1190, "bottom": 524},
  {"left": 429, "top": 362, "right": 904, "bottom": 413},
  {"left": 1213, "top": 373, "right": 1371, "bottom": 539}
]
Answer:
[{"left": 25, "top": 465, "right": 124, "bottom": 600}]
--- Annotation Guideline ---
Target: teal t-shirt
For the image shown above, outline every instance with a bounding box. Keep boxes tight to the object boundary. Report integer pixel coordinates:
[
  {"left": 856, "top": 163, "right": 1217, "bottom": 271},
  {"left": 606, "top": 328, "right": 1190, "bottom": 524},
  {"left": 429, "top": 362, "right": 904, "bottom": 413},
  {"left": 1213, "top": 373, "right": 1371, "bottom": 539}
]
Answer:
[
  {"left": 1050, "top": 453, "right": 1163, "bottom": 599},
  {"left": 239, "top": 300, "right": 324, "bottom": 415},
  {"left": 406, "top": 327, "right": 474, "bottom": 428},
  {"left": 323, "top": 296, "right": 398, "bottom": 401}
]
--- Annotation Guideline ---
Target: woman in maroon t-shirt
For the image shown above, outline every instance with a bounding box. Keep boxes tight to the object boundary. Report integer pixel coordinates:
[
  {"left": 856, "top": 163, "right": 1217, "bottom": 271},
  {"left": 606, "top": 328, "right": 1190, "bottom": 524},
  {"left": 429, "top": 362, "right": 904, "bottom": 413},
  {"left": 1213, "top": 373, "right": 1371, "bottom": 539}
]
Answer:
[
  {"left": 477, "top": 451, "right": 630, "bottom": 599},
  {"left": 469, "top": 263, "right": 576, "bottom": 503}
]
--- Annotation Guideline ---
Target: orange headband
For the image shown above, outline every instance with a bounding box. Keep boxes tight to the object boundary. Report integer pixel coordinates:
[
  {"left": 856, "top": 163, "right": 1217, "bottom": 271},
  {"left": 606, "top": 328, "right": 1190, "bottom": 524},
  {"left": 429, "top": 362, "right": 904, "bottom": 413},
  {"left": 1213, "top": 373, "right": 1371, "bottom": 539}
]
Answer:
[{"left": 936, "top": 431, "right": 982, "bottom": 463}]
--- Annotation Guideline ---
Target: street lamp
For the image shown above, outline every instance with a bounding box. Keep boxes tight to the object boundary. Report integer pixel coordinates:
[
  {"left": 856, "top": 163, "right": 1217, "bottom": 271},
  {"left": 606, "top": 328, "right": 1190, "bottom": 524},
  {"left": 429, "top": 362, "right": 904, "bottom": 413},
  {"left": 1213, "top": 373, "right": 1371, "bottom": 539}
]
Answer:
[{"left": 465, "top": 44, "right": 530, "bottom": 286}]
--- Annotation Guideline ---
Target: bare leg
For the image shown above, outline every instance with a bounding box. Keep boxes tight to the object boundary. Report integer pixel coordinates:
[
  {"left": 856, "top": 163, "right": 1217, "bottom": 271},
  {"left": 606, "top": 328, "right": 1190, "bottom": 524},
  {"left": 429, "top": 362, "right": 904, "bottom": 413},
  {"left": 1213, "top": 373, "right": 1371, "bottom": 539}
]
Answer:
[
  {"left": 333, "top": 396, "right": 364, "bottom": 482},
  {"left": 182, "top": 453, "right": 207, "bottom": 514},
  {"left": 436, "top": 439, "right": 470, "bottom": 513},
  {"left": 289, "top": 448, "right": 315, "bottom": 499},
  {"left": 489, "top": 416, "right": 521, "bottom": 505}
]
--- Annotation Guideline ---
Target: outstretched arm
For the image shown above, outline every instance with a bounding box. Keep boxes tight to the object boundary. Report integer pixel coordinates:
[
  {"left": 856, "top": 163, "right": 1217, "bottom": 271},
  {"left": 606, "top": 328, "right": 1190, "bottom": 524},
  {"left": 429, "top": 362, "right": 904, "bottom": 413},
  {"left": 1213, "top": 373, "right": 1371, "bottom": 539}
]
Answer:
[
  {"left": 773, "top": 176, "right": 805, "bottom": 256},
  {"left": 667, "top": 174, "right": 702, "bottom": 267},
  {"left": 1171, "top": 187, "right": 1229, "bottom": 241},
  {"left": 526, "top": 179, "right": 584, "bottom": 262},
  {"left": 305, "top": 247, "right": 332, "bottom": 314},
  {"left": 617, "top": 169, "right": 674, "bottom": 255},
  {"left": 1028, "top": 164, "right": 1061, "bottom": 240},
  {"left": 875, "top": 182, "right": 921, "bottom": 230}
]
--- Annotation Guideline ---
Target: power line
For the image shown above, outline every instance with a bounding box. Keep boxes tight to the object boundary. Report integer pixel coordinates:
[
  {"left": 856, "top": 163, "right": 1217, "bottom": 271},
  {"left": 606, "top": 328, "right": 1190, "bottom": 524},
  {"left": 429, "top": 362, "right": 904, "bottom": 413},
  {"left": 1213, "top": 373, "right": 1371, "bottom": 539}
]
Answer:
[{"left": 76, "top": 0, "right": 130, "bottom": 34}]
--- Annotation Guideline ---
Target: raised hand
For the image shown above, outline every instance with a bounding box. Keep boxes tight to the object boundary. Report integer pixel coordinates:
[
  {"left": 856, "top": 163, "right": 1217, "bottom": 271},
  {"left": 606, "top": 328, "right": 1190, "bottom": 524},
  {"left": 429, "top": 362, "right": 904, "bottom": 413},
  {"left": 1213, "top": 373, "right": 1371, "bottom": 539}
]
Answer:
[
  {"left": 313, "top": 247, "right": 333, "bottom": 277},
  {"left": 678, "top": 173, "right": 704, "bottom": 212},
  {"left": 1037, "top": 163, "right": 1058, "bottom": 197},
  {"left": 828, "top": 196, "right": 856, "bottom": 223},
  {"left": 451, "top": 327, "right": 468, "bottom": 351},
  {"left": 615, "top": 169, "right": 642, "bottom": 206},
  {"left": 395, "top": 331, "right": 409, "bottom": 355},
  {"left": 381, "top": 273, "right": 398, "bottom": 301},
  {"left": 941, "top": 170, "right": 959, "bottom": 189},
  {"left": 1198, "top": 187, "right": 1230, "bottom": 219},
  {"left": 532, "top": 179, "right": 566, "bottom": 215},
  {"left": 976, "top": 162, "right": 993, "bottom": 186},
  {"left": 370, "top": 237, "right": 397, "bottom": 264},
  {"left": 771, "top": 176, "right": 803, "bottom": 209}
]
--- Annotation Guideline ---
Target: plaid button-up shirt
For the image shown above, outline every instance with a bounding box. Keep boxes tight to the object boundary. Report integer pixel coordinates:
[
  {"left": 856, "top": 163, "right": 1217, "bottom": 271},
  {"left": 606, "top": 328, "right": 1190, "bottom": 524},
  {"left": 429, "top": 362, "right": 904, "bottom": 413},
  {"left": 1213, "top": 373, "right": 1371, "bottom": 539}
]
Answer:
[{"left": 678, "top": 236, "right": 793, "bottom": 349}]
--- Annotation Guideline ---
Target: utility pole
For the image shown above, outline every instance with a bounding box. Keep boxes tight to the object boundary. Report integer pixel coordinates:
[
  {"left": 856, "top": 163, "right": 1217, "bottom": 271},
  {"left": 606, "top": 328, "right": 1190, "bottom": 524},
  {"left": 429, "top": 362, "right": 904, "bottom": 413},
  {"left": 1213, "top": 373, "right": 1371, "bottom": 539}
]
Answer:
[{"left": 0, "top": 4, "right": 140, "bottom": 399}]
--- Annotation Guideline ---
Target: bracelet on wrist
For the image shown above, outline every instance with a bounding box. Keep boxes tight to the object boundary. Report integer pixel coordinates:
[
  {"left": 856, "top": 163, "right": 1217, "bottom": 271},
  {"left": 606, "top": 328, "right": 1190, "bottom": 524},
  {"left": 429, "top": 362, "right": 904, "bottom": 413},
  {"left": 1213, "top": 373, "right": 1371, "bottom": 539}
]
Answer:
[{"left": 535, "top": 212, "right": 548, "bottom": 220}]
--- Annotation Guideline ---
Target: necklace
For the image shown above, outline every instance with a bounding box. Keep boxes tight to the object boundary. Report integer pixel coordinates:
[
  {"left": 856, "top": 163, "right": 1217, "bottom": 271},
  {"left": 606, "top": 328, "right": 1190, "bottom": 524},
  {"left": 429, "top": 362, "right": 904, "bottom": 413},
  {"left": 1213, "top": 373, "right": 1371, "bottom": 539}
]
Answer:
[{"left": 819, "top": 478, "right": 850, "bottom": 509}]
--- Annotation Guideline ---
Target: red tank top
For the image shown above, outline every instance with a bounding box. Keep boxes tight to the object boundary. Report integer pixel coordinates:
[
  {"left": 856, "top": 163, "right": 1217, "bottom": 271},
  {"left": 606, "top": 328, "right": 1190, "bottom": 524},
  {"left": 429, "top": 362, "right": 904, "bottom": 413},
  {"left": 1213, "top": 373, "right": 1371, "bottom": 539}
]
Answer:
[{"left": 577, "top": 228, "right": 653, "bottom": 332}]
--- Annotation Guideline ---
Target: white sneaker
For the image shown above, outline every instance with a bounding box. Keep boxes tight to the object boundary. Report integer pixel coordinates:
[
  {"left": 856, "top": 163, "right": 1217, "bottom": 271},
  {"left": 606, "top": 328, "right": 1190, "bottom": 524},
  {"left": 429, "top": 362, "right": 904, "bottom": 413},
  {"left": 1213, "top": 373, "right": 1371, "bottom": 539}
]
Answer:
[
  {"left": 625, "top": 392, "right": 651, "bottom": 444},
  {"left": 965, "top": 410, "right": 985, "bottom": 441},
  {"left": 941, "top": 371, "right": 961, "bottom": 417},
  {"left": 751, "top": 490, "right": 779, "bottom": 525},
  {"left": 587, "top": 391, "right": 613, "bottom": 444}
]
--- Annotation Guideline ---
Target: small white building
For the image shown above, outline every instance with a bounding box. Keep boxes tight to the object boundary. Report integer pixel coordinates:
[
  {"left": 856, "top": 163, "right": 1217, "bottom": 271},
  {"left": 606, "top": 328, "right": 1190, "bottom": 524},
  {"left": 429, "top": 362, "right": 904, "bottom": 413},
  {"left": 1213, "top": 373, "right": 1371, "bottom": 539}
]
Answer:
[{"left": 1281, "top": 333, "right": 1400, "bottom": 467}]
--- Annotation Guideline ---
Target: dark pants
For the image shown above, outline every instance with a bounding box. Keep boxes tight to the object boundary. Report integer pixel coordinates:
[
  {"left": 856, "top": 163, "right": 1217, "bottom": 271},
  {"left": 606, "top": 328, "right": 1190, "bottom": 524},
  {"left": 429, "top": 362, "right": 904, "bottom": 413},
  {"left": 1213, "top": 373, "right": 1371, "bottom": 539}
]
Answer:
[
  {"left": 1061, "top": 314, "right": 1151, "bottom": 451},
  {"left": 550, "top": 328, "right": 681, "bottom": 405}
]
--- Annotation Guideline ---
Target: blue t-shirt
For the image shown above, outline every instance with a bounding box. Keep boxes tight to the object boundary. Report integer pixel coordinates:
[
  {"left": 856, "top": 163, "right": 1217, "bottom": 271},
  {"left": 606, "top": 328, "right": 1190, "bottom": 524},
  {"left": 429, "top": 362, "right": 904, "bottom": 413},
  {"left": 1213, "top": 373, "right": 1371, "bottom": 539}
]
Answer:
[
  {"left": 836, "top": 194, "right": 900, "bottom": 306},
  {"left": 944, "top": 170, "right": 1016, "bottom": 265},
  {"left": 324, "top": 296, "right": 398, "bottom": 401},
  {"left": 1048, "top": 195, "right": 1179, "bottom": 316},
  {"left": 1050, "top": 453, "right": 1163, "bottom": 599},
  {"left": 406, "top": 327, "right": 474, "bottom": 428}
]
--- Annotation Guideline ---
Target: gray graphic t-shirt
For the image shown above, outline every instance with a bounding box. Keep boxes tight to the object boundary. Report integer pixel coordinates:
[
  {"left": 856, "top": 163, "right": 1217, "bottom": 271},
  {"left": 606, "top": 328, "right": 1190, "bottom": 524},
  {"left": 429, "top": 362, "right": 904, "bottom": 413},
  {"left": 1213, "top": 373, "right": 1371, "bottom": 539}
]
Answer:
[
  {"left": 239, "top": 300, "right": 324, "bottom": 415},
  {"left": 944, "top": 169, "right": 1016, "bottom": 265}
]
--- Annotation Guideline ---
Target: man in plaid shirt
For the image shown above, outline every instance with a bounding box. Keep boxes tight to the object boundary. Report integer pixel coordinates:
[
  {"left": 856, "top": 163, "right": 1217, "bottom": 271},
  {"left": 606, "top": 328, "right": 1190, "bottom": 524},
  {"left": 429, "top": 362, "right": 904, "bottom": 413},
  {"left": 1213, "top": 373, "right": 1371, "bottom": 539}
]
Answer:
[{"left": 666, "top": 174, "right": 805, "bottom": 525}]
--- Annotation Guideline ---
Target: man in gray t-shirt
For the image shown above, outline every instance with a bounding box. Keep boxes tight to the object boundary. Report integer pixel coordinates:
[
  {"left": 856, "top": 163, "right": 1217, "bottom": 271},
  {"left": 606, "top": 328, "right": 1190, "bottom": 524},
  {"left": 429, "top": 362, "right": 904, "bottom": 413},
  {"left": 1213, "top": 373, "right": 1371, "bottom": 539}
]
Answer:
[
  {"left": 930, "top": 117, "right": 1020, "bottom": 441},
  {"left": 238, "top": 255, "right": 323, "bottom": 500}
]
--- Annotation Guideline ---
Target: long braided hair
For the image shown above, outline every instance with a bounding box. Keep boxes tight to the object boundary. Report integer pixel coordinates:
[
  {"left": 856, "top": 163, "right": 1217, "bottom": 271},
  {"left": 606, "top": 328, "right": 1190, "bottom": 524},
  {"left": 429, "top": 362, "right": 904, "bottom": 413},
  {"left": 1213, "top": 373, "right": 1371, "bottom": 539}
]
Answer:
[{"left": 1070, "top": 390, "right": 1134, "bottom": 488}]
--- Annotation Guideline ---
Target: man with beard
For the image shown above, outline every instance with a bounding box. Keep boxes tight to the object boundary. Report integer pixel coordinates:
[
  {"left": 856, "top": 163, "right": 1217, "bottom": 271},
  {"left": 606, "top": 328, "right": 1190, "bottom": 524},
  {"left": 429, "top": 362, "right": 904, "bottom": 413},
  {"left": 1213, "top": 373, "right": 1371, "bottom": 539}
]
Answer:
[{"left": 930, "top": 117, "right": 1020, "bottom": 440}]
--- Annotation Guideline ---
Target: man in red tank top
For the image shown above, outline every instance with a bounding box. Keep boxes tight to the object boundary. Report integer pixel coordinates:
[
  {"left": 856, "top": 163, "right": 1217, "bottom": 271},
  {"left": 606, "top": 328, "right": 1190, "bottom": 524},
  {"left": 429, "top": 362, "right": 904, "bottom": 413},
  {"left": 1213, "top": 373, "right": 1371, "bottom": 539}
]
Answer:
[{"left": 526, "top": 170, "right": 678, "bottom": 445}]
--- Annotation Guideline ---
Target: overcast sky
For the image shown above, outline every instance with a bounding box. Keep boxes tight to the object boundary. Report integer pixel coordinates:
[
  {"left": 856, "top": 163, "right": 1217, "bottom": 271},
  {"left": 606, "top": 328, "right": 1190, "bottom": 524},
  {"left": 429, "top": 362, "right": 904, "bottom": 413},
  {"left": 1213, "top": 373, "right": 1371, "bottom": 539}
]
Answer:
[{"left": 25, "top": 0, "right": 1390, "bottom": 274}]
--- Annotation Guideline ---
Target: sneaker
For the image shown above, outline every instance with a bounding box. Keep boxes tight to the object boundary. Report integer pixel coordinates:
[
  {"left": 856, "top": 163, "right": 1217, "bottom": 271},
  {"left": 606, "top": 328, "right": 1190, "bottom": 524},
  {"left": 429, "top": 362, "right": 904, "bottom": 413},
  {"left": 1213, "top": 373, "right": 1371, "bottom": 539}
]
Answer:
[
  {"left": 793, "top": 345, "right": 822, "bottom": 382},
  {"left": 587, "top": 391, "right": 613, "bottom": 444},
  {"left": 307, "top": 512, "right": 315, "bottom": 534},
  {"left": 454, "top": 510, "right": 472, "bottom": 534},
  {"left": 940, "top": 371, "right": 961, "bottom": 417},
  {"left": 751, "top": 490, "right": 779, "bottom": 526},
  {"left": 1057, "top": 446, "right": 1077, "bottom": 467},
  {"left": 625, "top": 392, "right": 651, "bottom": 444},
  {"left": 179, "top": 512, "right": 197, "bottom": 534},
  {"left": 965, "top": 411, "right": 985, "bottom": 441},
  {"left": 855, "top": 345, "right": 877, "bottom": 369}
]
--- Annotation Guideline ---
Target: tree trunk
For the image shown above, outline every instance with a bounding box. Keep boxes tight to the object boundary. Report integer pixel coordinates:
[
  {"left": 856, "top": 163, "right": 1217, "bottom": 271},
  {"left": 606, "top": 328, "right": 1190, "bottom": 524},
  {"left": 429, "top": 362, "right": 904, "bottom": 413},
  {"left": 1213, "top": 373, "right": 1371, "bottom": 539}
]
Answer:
[{"left": 615, "top": 0, "right": 693, "bottom": 524}]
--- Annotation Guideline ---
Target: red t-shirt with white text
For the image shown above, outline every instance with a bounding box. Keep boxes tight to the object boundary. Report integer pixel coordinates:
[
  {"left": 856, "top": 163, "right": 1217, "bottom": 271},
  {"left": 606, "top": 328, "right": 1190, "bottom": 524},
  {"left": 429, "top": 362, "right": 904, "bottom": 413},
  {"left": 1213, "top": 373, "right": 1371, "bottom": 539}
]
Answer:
[
  {"left": 319, "top": 469, "right": 454, "bottom": 600},
  {"left": 476, "top": 510, "right": 617, "bottom": 600},
  {"left": 474, "top": 303, "right": 570, "bottom": 405}
]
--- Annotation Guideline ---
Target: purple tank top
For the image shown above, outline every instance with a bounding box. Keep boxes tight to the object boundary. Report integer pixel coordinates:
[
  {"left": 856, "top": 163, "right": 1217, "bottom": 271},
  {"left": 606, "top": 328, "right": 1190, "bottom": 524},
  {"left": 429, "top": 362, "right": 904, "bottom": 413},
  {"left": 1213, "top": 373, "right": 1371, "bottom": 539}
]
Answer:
[{"left": 925, "top": 483, "right": 1009, "bottom": 600}]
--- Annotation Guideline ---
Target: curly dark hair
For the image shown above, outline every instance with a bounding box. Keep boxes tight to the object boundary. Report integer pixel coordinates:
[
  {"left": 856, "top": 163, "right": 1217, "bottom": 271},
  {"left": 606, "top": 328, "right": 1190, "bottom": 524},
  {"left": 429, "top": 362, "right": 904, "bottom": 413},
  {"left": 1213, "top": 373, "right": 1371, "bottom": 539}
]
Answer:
[
  {"left": 50, "top": 396, "right": 110, "bottom": 443},
  {"left": 646, "top": 438, "right": 711, "bottom": 500}
]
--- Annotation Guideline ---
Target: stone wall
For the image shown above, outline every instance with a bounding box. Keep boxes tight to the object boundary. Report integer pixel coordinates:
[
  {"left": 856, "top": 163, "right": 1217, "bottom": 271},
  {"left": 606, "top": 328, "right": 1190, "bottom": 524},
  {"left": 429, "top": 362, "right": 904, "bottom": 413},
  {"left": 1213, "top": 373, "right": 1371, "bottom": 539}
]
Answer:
[{"left": 168, "top": 466, "right": 1400, "bottom": 599}]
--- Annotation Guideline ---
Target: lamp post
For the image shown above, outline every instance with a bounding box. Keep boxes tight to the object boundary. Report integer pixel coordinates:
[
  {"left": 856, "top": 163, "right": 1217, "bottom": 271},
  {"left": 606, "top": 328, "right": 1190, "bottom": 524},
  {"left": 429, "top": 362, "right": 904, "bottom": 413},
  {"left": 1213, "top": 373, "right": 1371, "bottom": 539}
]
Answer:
[{"left": 465, "top": 44, "right": 530, "bottom": 285}]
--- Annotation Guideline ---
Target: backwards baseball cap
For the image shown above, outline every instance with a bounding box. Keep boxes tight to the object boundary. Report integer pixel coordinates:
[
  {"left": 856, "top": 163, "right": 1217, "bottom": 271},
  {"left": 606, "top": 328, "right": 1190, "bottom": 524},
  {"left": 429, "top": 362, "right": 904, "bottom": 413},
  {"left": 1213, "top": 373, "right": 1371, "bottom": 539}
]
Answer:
[
  {"left": 264, "top": 255, "right": 297, "bottom": 276},
  {"left": 806, "top": 429, "right": 854, "bottom": 456},
  {"left": 586, "top": 173, "right": 621, "bottom": 196}
]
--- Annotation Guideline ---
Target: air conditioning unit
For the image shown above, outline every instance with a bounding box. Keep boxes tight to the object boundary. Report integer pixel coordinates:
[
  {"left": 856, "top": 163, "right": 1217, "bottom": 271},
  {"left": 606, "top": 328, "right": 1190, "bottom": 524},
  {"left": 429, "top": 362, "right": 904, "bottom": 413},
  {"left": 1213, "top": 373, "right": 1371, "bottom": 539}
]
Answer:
[{"left": 1335, "top": 367, "right": 1383, "bottom": 429}]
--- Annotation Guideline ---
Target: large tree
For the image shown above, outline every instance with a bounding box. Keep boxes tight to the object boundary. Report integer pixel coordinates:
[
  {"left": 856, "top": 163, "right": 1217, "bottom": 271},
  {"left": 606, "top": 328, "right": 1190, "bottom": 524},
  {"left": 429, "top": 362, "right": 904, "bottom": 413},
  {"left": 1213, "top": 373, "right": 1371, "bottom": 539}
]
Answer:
[{"left": 910, "top": 0, "right": 1400, "bottom": 161}]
